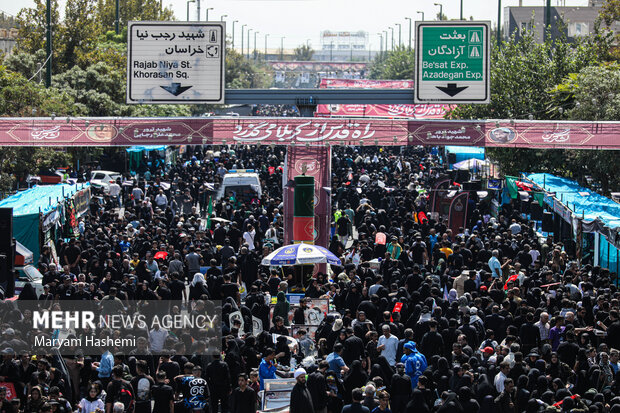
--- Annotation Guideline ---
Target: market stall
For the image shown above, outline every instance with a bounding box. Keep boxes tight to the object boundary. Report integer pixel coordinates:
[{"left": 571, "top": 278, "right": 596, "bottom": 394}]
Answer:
[{"left": 0, "top": 183, "right": 91, "bottom": 265}]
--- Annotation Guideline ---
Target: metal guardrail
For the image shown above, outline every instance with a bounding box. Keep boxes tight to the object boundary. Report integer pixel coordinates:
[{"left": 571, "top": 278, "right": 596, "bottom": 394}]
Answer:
[{"left": 224, "top": 88, "right": 415, "bottom": 105}]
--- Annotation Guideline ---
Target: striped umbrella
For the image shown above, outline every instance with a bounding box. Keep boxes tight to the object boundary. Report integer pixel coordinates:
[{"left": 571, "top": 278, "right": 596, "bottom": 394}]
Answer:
[{"left": 261, "top": 243, "right": 341, "bottom": 266}]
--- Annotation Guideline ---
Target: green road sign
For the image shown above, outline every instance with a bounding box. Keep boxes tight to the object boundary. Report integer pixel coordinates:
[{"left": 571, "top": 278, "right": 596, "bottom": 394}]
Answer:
[{"left": 415, "top": 21, "right": 490, "bottom": 104}]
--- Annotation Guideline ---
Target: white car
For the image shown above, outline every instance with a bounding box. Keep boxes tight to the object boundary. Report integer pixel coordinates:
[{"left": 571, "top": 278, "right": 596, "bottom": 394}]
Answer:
[
  {"left": 14, "top": 265, "right": 45, "bottom": 297},
  {"left": 90, "top": 170, "right": 121, "bottom": 193}
]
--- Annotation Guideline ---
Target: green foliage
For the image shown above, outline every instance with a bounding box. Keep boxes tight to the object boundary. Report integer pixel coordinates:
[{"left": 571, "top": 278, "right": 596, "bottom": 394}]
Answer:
[
  {"left": 449, "top": 30, "right": 601, "bottom": 120},
  {"left": 226, "top": 49, "right": 272, "bottom": 89},
  {"left": 445, "top": 28, "right": 620, "bottom": 193},
  {"left": 94, "top": 0, "right": 174, "bottom": 34},
  {"left": 0, "top": 148, "right": 73, "bottom": 191},
  {"left": 4, "top": 50, "right": 48, "bottom": 81},
  {"left": 0, "top": 65, "right": 82, "bottom": 117},
  {"left": 548, "top": 64, "right": 620, "bottom": 193},
  {"left": 52, "top": 62, "right": 127, "bottom": 116},
  {"left": 15, "top": 0, "right": 61, "bottom": 68},
  {"left": 294, "top": 45, "right": 314, "bottom": 61},
  {"left": 57, "top": 0, "right": 100, "bottom": 70},
  {"left": 0, "top": 12, "right": 15, "bottom": 30},
  {"left": 368, "top": 47, "right": 415, "bottom": 80}
]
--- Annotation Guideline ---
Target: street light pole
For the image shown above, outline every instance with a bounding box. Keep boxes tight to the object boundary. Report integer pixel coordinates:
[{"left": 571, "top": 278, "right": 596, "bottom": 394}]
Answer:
[
  {"left": 395, "top": 23, "right": 401, "bottom": 49},
  {"left": 254, "top": 31, "right": 259, "bottom": 60},
  {"left": 247, "top": 29, "right": 252, "bottom": 59},
  {"left": 196, "top": 0, "right": 200, "bottom": 21},
  {"left": 417, "top": 11, "right": 425, "bottom": 21},
  {"left": 497, "top": 0, "right": 501, "bottom": 46},
  {"left": 115, "top": 0, "right": 119, "bottom": 34},
  {"left": 383, "top": 30, "right": 387, "bottom": 55},
  {"left": 46, "top": 0, "right": 52, "bottom": 87},
  {"left": 377, "top": 33, "right": 383, "bottom": 59},
  {"left": 220, "top": 14, "right": 227, "bottom": 21},
  {"left": 241, "top": 24, "right": 246, "bottom": 57},
  {"left": 205, "top": 7, "right": 213, "bottom": 21},
  {"left": 545, "top": 0, "right": 551, "bottom": 38},
  {"left": 264, "top": 34, "right": 269, "bottom": 61},
  {"left": 434, "top": 3, "right": 443, "bottom": 20},
  {"left": 461, "top": 0, "right": 463, "bottom": 20},
  {"left": 329, "top": 41, "right": 333, "bottom": 61},
  {"left": 389, "top": 27, "right": 394, "bottom": 51},
  {"left": 232, "top": 20, "right": 238, "bottom": 50},
  {"left": 186, "top": 0, "right": 195, "bottom": 21},
  {"left": 405, "top": 17, "right": 412, "bottom": 50},
  {"left": 281, "top": 36, "right": 285, "bottom": 60}
]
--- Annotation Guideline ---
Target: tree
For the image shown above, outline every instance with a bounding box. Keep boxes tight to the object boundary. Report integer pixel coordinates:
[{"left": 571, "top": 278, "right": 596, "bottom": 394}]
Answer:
[
  {"left": 94, "top": 0, "right": 174, "bottom": 35},
  {"left": 547, "top": 64, "right": 620, "bottom": 193},
  {"left": 294, "top": 44, "right": 314, "bottom": 61},
  {"left": 15, "top": 0, "right": 61, "bottom": 68},
  {"left": 0, "top": 65, "right": 82, "bottom": 117},
  {"left": 57, "top": 0, "right": 100, "bottom": 70},
  {"left": 225, "top": 49, "right": 272, "bottom": 89},
  {"left": 368, "top": 47, "right": 415, "bottom": 80},
  {"left": 445, "top": 29, "right": 620, "bottom": 192}
]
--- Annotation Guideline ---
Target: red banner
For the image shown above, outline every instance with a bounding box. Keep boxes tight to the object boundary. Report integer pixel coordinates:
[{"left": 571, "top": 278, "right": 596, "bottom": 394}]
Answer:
[
  {"left": 316, "top": 78, "right": 452, "bottom": 119},
  {"left": 284, "top": 146, "right": 331, "bottom": 248},
  {"left": 0, "top": 118, "right": 619, "bottom": 149},
  {"left": 319, "top": 78, "right": 413, "bottom": 89},
  {"left": 448, "top": 192, "right": 470, "bottom": 235}
]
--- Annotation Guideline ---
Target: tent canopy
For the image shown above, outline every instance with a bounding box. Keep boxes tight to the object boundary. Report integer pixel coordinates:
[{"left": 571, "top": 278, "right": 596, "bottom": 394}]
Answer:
[
  {"left": 125, "top": 145, "right": 167, "bottom": 153},
  {"left": 0, "top": 183, "right": 89, "bottom": 217},
  {"left": 526, "top": 173, "right": 620, "bottom": 230},
  {"left": 0, "top": 183, "right": 89, "bottom": 265},
  {"left": 445, "top": 146, "right": 485, "bottom": 164}
]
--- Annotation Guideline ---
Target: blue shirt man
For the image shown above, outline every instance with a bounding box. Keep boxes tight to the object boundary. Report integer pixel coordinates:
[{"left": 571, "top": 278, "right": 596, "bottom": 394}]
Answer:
[
  {"left": 326, "top": 343, "right": 347, "bottom": 380},
  {"left": 96, "top": 350, "right": 114, "bottom": 379},
  {"left": 488, "top": 250, "right": 502, "bottom": 279},
  {"left": 258, "top": 350, "right": 277, "bottom": 390},
  {"left": 401, "top": 341, "right": 427, "bottom": 390}
]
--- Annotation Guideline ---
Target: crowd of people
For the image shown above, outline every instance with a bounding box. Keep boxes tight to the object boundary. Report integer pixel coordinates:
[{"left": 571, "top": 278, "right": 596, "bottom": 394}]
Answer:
[
  {"left": 250, "top": 105, "right": 300, "bottom": 117},
  {"left": 0, "top": 144, "right": 618, "bottom": 413}
]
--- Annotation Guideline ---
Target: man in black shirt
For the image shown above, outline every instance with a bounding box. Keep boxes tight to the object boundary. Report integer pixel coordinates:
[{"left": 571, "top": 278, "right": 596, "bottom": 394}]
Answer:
[
  {"left": 229, "top": 373, "right": 256, "bottom": 413},
  {"left": 220, "top": 275, "right": 240, "bottom": 305},
  {"left": 343, "top": 327, "right": 365, "bottom": 366},
  {"left": 293, "top": 298, "right": 308, "bottom": 325},
  {"left": 206, "top": 355, "right": 231, "bottom": 413},
  {"left": 130, "top": 361, "right": 154, "bottom": 413},
  {"left": 169, "top": 273, "right": 186, "bottom": 301},
  {"left": 105, "top": 366, "right": 135, "bottom": 413},
  {"left": 151, "top": 371, "right": 174, "bottom": 413},
  {"left": 306, "top": 361, "right": 329, "bottom": 413}
]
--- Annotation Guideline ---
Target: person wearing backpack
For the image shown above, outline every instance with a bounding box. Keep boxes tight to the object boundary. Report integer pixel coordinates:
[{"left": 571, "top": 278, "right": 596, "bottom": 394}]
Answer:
[
  {"left": 130, "top": 361, "right": 154, "bottom": 413},
  {"left": 105, "top": 366, "right": 135, "bottom": 413}
]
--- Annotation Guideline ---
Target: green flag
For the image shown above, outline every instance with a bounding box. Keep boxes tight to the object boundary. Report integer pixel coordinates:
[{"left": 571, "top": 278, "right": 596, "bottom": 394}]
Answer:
[
  {"left": 206, "top": 195, "right": 213, "bottom": 229},
  {"left": 505, "top": 176, "right": 519, "bottom": 199}
]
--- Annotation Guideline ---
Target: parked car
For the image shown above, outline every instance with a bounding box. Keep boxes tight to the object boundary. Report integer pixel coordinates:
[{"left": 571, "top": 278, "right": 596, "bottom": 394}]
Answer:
[{"left": 90, "top": 170, "right": 121, "bottom": 193}]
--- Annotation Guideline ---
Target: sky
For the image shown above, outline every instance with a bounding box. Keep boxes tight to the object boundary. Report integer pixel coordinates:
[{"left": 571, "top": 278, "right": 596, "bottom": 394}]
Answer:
[{"left": 1, "top": 0, "right": 590, "bottom": 50}]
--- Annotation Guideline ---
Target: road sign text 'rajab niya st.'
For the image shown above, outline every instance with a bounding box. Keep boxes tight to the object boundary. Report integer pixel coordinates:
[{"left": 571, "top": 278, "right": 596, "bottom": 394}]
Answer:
[{"left": 127, "top": 21, "right": 225, "bottom": 104}]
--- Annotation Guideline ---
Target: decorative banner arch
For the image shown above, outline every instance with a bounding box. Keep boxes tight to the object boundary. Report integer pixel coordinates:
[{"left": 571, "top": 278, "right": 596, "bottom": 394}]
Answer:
[{"left": 0, "top": 117, "right": 619, "bottom": 149}]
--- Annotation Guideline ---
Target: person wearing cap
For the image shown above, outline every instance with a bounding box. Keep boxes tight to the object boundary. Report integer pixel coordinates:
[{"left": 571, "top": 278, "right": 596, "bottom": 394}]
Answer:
[
  {"left": 290, "top": 367, "right": 314, "bottom": 413},
  {"left": 401, "top": 341, "right": 427, "bottom": 390}
]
